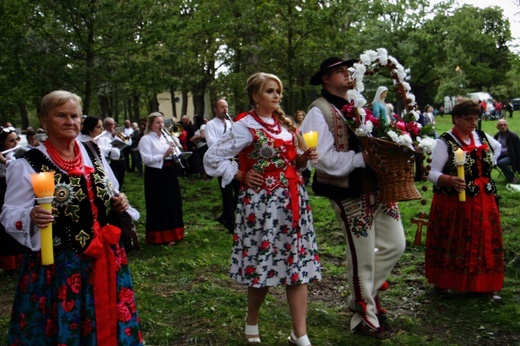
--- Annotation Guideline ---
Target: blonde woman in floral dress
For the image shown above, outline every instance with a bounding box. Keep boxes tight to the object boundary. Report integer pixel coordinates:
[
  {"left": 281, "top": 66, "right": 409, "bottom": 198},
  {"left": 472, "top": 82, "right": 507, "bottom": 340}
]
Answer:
[{"left": 204, "top": 73, "right": 320, "bottom": 346}]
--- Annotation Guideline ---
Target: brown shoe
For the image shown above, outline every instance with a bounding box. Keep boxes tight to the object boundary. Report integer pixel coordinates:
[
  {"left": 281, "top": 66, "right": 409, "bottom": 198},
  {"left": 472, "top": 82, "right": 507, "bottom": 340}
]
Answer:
[{"left": 354, "top": 321, "right": 382, "bottom": 339}]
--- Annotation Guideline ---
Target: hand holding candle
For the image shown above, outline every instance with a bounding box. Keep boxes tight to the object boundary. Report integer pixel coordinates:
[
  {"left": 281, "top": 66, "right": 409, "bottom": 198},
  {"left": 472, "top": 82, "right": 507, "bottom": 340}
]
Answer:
[
  {"left": 30, "top": 172, "right": 56, "bottom": 265},
  {"left": 454, "top": 148, "right": 466, "bottom": 202},
  {"left": 302, "top": 131, "right": 319, "bottom": 163}
]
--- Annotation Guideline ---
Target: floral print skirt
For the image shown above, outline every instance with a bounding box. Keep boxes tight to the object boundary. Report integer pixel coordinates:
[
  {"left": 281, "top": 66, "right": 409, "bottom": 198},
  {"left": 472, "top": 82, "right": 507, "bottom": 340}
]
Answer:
[
  {"left": 230, "top": 185, "right": 321, "bottom": 287},
  {"left": 7, "top": 245, "right": 143, "bottom": 345}
]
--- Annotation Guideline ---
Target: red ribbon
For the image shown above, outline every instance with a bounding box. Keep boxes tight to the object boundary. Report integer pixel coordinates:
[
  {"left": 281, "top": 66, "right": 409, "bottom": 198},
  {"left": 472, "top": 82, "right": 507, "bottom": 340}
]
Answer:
[
  {"left": 83, "top": 224, "right": 121, "bottom": 345},
  {"left": 284, "top": 165, "right": 301, "bottom": 224}
]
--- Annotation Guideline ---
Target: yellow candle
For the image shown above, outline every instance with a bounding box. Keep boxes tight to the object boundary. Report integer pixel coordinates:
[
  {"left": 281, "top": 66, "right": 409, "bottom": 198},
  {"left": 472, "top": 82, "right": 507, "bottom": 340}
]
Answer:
[
  {"left": 302, "top": 131, "right": 319, "bottom": 148},
  {"left": 454, "top": 148, "right": 465, "bottom": 163},
  {"left": 30, "top": 172, "right": 55, "bottom": 265},
  {"left": 39, "top": 201, "right": 54, "bottom": 265},
  {"left": 457, "top": 165, "right": 466, "bottom": 202}
]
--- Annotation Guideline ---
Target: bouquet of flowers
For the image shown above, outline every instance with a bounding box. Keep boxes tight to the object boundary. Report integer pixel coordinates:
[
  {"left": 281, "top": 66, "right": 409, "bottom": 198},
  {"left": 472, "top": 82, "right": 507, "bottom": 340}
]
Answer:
[
  {"left": 342, "top": 48, "right": 436, "bottom": 202},
  {"left": 343, "top": 48, "right": 436, "bottom": 154}
]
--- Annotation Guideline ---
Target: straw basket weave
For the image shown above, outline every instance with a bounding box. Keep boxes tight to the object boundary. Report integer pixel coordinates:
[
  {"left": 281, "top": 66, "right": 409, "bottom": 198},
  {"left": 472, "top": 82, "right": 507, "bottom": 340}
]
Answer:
[{"left": 359, "top": 136, "right": 421, "bottom": 203}]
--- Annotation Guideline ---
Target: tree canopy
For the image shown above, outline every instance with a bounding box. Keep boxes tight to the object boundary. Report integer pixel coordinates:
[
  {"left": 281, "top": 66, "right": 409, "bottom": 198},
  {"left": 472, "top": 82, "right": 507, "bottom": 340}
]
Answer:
[{"left": 0, "top": 0, "right": 518, "bottom": 127}]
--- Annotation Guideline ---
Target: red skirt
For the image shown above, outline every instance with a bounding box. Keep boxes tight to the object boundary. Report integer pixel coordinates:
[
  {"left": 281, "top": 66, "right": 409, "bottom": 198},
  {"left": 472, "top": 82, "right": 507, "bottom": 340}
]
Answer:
[{"left": 425, "top": 189, "right": 504, "bottom": 292}]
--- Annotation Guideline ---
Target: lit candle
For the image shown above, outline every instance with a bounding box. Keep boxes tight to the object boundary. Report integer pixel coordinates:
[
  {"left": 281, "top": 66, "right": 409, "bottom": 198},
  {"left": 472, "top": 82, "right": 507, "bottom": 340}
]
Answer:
[
  {"left": 453, "top": 149, "right": 466, "bottom": 202},
  {"left": 302, "top": 131, "right": 319, "bottom": 163},
  {"left": 30, "top": 172, "right": 55, "bottom": 265},
  {"left": 302, "top": 131, "right": 319, "bottom": 148}
]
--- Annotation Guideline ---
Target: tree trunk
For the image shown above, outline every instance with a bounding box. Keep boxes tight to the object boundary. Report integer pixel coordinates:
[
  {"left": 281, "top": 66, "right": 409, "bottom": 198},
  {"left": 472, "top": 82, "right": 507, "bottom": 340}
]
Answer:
[
  {"left": 181, "top": 90, "right": 188, "bottom": 116},
  {"left": 18, "top": 102, "right": 29, "bottom": 130},
  {"left": 170, "top": 85, "right": 177, "bottom": 119}
]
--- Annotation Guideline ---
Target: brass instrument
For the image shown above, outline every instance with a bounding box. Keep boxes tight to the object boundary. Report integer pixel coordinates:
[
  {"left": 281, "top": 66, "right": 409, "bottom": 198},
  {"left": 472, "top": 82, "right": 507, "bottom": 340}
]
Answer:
[
  {"left": 116, "top": 132, "right": 130, "bottom": 142},
  {"left": 169, "top": 123, "right": 184, "bottom": 137}
]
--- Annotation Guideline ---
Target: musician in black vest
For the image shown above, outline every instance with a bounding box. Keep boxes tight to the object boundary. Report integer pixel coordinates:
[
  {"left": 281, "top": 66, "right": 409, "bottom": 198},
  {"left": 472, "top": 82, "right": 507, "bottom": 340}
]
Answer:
[{"left": 301, "top": 57, "right": 405, "bottom": 339}]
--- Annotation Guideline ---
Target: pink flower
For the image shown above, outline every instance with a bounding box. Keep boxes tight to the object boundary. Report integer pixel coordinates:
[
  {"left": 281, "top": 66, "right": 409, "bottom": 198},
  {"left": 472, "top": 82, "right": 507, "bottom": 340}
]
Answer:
[
  {"left": 119, "top": 287, "right": 135, "bottom": 305},
  {"left": 67, "top": 273, "right": 82, "bottom": 294}
]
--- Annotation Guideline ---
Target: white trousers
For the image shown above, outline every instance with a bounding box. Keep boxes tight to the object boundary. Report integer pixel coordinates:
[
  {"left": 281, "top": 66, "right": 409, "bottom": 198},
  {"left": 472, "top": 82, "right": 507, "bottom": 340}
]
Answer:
[{"left": 330, "top": 193, "right": 405, "bottom": 331}]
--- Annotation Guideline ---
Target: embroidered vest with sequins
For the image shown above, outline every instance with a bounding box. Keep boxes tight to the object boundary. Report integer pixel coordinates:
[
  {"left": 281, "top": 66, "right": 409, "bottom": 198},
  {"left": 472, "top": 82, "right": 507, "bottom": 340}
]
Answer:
[
  {"left": 308, "top": 97, "right": 377, "bottom": 198},
  {"left": 239, "top": 128, "right": 303, "bottom": 190},
  {"left": 24, "top": 143, "right": 113, "bottom": 255},
  {"left": 433, "top": 130, "right": 497, "bottom": 198}
]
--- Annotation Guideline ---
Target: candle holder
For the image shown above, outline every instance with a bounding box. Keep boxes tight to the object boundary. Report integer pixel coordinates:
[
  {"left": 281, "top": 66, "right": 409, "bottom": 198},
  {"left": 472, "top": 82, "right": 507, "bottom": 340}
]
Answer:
[
  {"left": 302, "top": 131, "right": 319, "bottom": 163},
  {"left": 30, "top": 172, "right": 56, "bottom": 265},
  {"left": 454, "top": 148, "right": 466, "bottom": 202}
]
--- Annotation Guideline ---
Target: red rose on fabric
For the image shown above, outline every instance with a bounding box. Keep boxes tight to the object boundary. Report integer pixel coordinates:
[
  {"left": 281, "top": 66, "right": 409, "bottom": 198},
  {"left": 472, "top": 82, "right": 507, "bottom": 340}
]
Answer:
[
  {"left": 19, "top": 275, "right": 28, "bottom": 293},
  {"left": 314, "top": 254, "right": 320, "bottom": 262},
  {"left": 45, "top": 318, "right": 57, "bottom": 337},
  {"left": 117, "top": 303, "right": 132, "bottom": 323},
  {"left": 125, "top": 327, "right": 133, "bottom": 336},
  {"left": 287, "top": 255, "right": 294, "bottom": 265},
  {"left": 58, "top": 285, "right": 67, "bottom": 301},
  {"left": 290, "top": 273, "right": 299, "bottom": 283},
  {"left": 39, "top": 296, "right": 47, "bottom": 313},
  {"left": 81, "top": 318, "right": 93, "bottom": 336},
  {"left": 69, "top": 322, "right": 78, "bottom": 330},
  {"left": 119, "top": 287, "right": 135, "bottom": 305},
  {"left": 252, "top": 278, "right": 259, "bottom": 285},
  {"left": 244, "top": 266, "right": 255, "bottom": 277},
  {"left": 67, "top": 273, "right": 82, "bottom": 294},
  {"left": 259, "top": 241, "right": 270, "bottom": 252},
  {"left": 19, "top": 312, "right": 26, "bottom": 329},
  {"left": 246, "top": 213, "right": 256, "bottom": 224},
  {"left": 62, "top": 299, "right": 75, "bottom": 312},
  {"left": 233, "top": 234, "right": 239, "bottom": 242},
  {"left": 15, "top": 220, "right": 23, "bottom": 230},
  {"left": 242, "top": 250, "right": 247, "bottom": 258},
  {"left": 284, "top": 243, "right": 292, "bottom": 251}
]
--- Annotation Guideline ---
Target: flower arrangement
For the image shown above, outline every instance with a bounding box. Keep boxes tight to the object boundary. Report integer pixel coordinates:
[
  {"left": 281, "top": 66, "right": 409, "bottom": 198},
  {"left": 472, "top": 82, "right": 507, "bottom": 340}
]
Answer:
[{"left": 342, "top": 48, "right": 436, "bottom": 154}]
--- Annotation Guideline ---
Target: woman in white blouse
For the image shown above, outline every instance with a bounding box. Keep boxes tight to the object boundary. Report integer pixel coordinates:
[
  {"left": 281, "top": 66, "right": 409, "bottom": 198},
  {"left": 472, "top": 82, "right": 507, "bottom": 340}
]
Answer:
[{"left": 138, "top": 112, "right": 185, "bottom": 245}]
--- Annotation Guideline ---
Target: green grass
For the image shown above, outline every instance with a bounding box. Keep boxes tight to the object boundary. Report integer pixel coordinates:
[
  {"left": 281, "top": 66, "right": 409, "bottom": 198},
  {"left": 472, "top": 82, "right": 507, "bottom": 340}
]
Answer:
[{"left": 1, "top": 112, "right": 519, "bottom": 345}]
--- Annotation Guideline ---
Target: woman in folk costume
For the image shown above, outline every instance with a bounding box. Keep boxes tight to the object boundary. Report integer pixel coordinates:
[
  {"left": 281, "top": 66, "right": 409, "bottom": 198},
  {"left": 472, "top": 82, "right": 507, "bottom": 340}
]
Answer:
[
  {"left": 0, "top": 90, "right": 142, "bottom": 344},
  {"left": 204, "top": 72, "right": 320, "bottom": 346},
  {"left": 426, "top": 99, "right": 504, "bottom": 296}
]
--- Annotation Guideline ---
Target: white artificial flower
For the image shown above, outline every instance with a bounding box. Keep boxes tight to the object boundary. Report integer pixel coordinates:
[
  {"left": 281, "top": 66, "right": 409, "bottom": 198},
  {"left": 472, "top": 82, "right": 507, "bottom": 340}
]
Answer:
[
  {"left": 364, "top": 50, "right": 378, "bottom": 62},
  {"left": 418, "top": 137, "right": 437, "bottom": 154},
  {"left": 388, "top": 130, "right": 399, "bottom": 143},
  {"left": 388, "top": 56, "right": 398, "bottom": 66},
  {"left": 347, "top": 89, "right": 358, "bottom": 102},
  {"left": 377, "top": 48, "right": 388, "bottom": 65},
  {"left": 360, "top": 53, "right": 371, "bottom": 65},
  {"left": 406, "top": 93, "right": 416, "bottom": 104},
  {"left": 396, "top": 65, "right": 406, "bottom": 81},
  {"left": 399, "top": 134, "right": 414, "bottom": 150},
  {"left": 410, "top": 110, "right": 420, "bottom": 121},
  {"left": 401, "top": 81, "right": 411, "bottom": 92},
  {"left": 365, "top": 120, "right": 374, "bottom": 133},
  {"left": 355, "top": 128, "right": 368, "bottom": 137}
]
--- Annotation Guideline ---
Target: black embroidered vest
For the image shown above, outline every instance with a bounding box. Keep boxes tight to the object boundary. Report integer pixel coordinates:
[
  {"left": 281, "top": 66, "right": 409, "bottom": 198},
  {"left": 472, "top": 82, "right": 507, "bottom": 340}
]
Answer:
[
  {"left": 433, "top": 130, "right": 497, "bottom": 198},
  {"left": 23, "top": 143, "right": 113, "bottom": 255}
]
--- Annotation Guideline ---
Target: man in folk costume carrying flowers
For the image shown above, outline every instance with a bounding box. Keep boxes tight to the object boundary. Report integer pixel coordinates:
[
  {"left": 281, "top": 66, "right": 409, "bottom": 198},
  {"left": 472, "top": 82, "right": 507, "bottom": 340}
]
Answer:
[{"left": 301, "top": 57, "right": 406, "bottom": 338}]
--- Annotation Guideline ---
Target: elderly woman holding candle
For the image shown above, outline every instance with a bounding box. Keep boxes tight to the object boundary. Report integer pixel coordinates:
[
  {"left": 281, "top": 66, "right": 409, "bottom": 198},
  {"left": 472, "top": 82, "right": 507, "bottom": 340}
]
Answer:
[
  {"left": 204, "top": 73, "right": 319, "bottom": 346},
  {"left": 0, "top": 90, "right": 143, "bottom": 345},
  {"left": 426, "top": 98, "right": 504, "bottom": 297}
]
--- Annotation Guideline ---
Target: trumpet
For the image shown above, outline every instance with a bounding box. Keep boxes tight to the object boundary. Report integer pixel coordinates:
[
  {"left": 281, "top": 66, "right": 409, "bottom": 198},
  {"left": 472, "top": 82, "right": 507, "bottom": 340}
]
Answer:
[
  {"left": 169, "top": 123, "right": 184, "bottom": 137},
  {"left": 116, "top": 132, "right": 130, "bottom": 142}
]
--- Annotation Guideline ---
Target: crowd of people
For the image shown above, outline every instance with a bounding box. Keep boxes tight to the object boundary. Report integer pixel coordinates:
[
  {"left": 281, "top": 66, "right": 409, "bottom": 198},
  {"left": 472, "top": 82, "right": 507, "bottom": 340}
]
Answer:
[{"left": 0, "top": 58, "right": 517, "bottom": 344}]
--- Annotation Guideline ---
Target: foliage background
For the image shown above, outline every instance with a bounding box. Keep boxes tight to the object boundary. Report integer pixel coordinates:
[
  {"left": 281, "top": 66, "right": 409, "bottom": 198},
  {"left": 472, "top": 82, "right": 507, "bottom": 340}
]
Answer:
[
  {"left": 1, "top": 114, "right": 519, "bottom": 345},
  {"left": 1, "top": 0, "right": 519, "bottom": 129}
]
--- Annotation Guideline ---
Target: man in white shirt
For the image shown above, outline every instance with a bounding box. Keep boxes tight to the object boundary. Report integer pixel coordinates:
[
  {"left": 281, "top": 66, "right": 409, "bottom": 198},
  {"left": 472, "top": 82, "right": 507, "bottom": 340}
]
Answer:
[
  {"left": 103, "top": 117, "right": 126, "bottom": 190},
  {"left": 122, "top": 120, "right": 134, "bottom": 172},
  {"left": 204, "top": 98, "right": 239, "bottom": 234},
  {"left": 301, "top": 57, "right": 405, "bottom": 338}
]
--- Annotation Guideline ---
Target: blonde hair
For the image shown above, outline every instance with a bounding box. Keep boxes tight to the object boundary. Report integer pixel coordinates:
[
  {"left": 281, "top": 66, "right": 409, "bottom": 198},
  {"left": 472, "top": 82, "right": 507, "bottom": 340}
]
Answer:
[
  {"left": 146, "top": 112, "right": 163, "bottom": 134},
  {"left": 39, "top": 90, "right": 82, "bottom": 119},
  {"left": 245, "top": 73, "right": 306, "bottom": 150}
]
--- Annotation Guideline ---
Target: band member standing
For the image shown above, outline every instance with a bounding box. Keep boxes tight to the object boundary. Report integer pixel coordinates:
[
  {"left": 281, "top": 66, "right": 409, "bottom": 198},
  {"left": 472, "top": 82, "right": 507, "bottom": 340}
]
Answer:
[
  {"left": 301, "top": 57, "right": 405, "bottom": 338},
  {"left": 138, "top": 112, "right": 185, "bottom": 245},
  {"left": 204, "top": 98, "right": 240, "bottom": 234},
  {"left": 102, "top": 117, "right": 126, "bottom": 190}
]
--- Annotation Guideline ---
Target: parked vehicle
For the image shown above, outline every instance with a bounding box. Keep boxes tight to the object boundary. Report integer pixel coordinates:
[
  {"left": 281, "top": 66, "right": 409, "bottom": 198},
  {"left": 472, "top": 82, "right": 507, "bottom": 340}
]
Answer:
[
  {"left": 468, "top": 92, "right": 497, "bottom": 119},
  {"left": 511, "top": 98, "right": 520, "bottom": 110}
]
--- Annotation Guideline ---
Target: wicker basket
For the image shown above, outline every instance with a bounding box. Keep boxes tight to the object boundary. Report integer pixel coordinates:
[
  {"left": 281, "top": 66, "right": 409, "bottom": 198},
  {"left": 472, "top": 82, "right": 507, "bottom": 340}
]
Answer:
[{"left": 359, "top": 136, "right": 421, "bottom": 203}]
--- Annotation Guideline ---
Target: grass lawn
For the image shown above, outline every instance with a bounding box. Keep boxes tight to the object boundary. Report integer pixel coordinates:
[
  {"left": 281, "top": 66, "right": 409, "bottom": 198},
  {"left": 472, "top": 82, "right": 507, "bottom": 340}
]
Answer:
[{"left": 1, "top": 112, "right": 519, "bottom": 345}]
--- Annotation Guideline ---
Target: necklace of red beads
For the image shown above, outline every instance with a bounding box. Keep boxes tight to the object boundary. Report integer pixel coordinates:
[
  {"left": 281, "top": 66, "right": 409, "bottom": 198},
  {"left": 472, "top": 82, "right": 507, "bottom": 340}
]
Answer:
[
  {"left": 44, "top": 140, "right": 84, "bottom": 173},
  {"left": 250, "top": 110, "right": 282, "bottom": 134}
]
